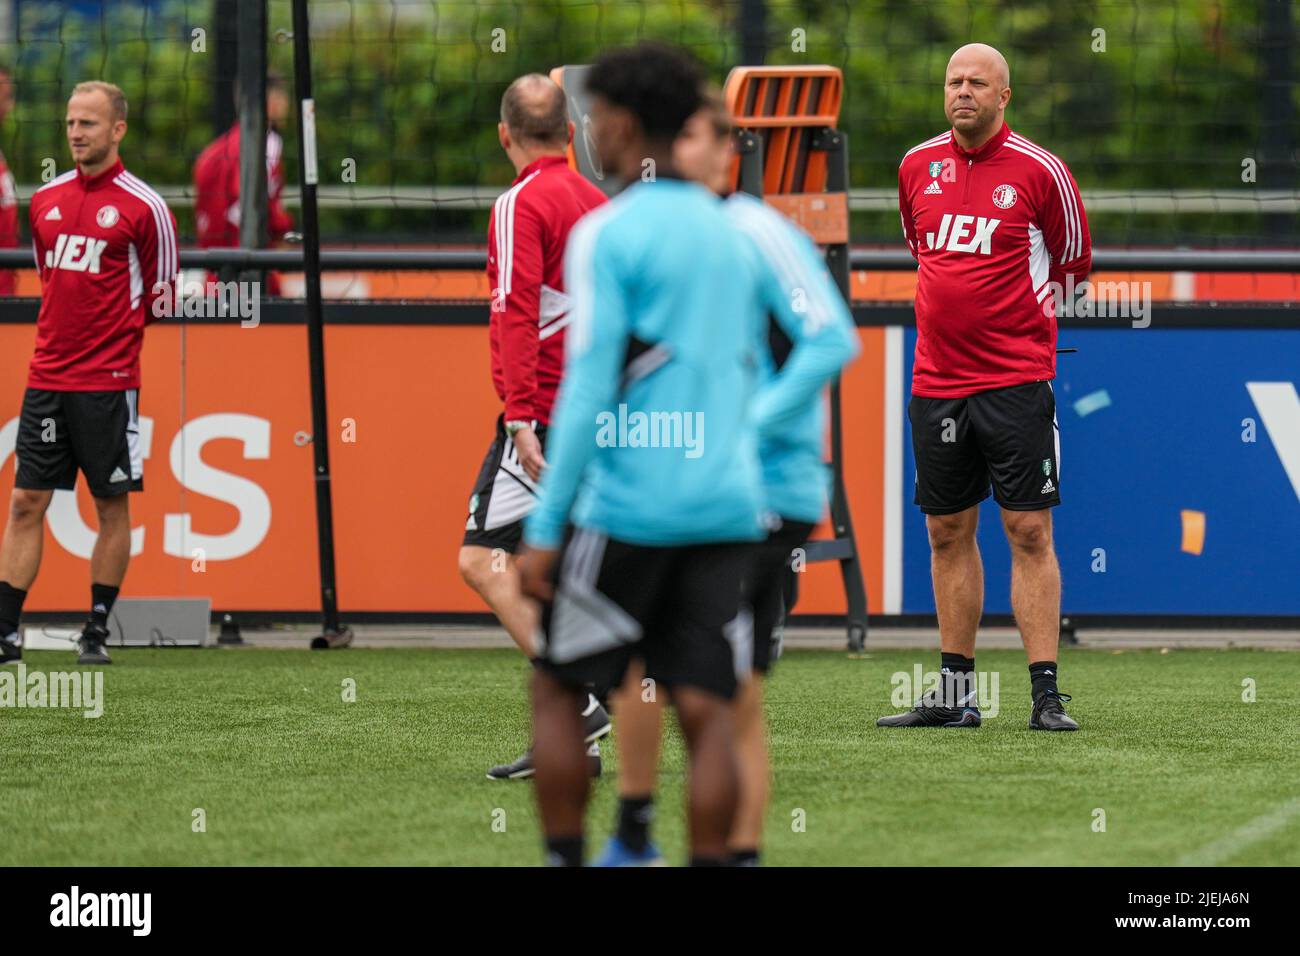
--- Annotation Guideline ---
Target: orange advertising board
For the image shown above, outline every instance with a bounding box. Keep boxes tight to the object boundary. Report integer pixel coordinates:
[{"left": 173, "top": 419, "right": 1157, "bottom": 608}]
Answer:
[{"left": 0, "top": 320, "right": 887, "bottom": 616}]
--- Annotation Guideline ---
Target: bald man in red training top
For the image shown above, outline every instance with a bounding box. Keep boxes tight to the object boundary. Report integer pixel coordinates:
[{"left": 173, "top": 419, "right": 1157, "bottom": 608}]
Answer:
[
  {"left": 458, "top": 74, "right": 610, "bottom": 781},
  {"left": 881, "top": 43, "right": 1091, "bottom": 733}
]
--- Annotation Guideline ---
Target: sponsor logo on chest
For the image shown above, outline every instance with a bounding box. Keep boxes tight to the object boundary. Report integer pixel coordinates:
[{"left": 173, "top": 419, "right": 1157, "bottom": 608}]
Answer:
[
  {"left": 45, "top": 233, "right": 109, "bottom": 273},
  {"left": 924, "top": 213, "right": 1001, "bottom": 255}
]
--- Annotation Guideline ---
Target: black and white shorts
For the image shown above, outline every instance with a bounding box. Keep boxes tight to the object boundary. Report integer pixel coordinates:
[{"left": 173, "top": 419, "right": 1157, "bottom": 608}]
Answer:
[
  {"left": 909, "top": 381, "right": 1060, "bottom": 515},
  {"left": 462, "top": 415, "right": 548, "bottom": 554},
  {"left": 746, "top": 517, "right": 816, "bottom": 674},
  {"left": 536, "top": 527, "right": 755, "bottom": 701},
  {"left": 15, "top": 388, "right": 143, "bottom": 498}
]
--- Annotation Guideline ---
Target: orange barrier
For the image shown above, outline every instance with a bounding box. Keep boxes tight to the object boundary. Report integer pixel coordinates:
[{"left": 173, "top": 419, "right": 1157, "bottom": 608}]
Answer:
[{"left": 0, "top": 323, "right": 889, "bottom": 615}]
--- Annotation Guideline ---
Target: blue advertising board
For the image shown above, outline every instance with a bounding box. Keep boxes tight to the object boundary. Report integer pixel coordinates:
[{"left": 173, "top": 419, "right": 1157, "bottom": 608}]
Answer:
[{"left": 901, "top": 329, "right": 1300, "bottom": 615}]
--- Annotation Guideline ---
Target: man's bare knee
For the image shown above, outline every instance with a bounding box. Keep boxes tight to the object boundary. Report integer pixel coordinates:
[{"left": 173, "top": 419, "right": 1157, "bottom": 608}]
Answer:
[
  {"left": 458, "top": 545, "right": 503, "bottom": 591},
  {"left": 1003, "top": 510, "right": 1052, "bottom": 554},
  {"left": 674, "top": 686, "right": 732, "bottom": 745},
  {"left": 926, "top": 509, "right": 977, "bottom": 552},
  {"left": 92, "top": 494, "right": 130, "bottom": 526},
  {"left": 9, "top": 489, "right": 52, "bottom": 526}
]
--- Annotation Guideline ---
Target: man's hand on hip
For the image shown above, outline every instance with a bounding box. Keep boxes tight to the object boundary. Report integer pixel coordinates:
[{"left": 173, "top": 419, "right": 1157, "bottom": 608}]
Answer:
[{"left": 511, "top": 425, "right": 547, "bottom": 483}]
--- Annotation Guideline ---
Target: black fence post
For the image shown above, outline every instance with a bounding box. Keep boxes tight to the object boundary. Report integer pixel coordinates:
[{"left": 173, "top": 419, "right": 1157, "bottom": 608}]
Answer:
[{"left": 290, "top": 0, "right": 351, "bottom": 650}]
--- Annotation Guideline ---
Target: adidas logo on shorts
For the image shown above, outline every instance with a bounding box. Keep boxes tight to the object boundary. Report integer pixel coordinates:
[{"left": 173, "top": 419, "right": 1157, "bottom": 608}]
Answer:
[
  {"left": 109, "top": 467, "right": 129, "bottom": 483},
  {"left": 1041, "top": 478, "right": 1055, "bottom": 494}
]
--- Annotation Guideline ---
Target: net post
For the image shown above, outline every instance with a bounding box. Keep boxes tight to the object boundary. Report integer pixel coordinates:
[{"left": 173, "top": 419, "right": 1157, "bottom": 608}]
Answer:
[
  {"left": 290, "top": 0, "right": 351, "bottom": 650},
  {"left": 236, "top": 0, "right": 269, "bottom": 287},
  {"left": 813, "top": 126, "right": 869, "bottom": 651}
]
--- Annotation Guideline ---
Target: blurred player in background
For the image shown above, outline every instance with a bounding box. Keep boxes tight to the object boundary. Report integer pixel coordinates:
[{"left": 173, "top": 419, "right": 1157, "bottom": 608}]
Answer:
[
  {"left": 193, "top": 70, "right": 294, "bottom": 294},
  {"left": 0, "top": 81, "right": 177, "bottom": 666},
  {"left": 0, "top": 63, "right": 17, "bottom": 295},
  {"left": 881, "top": 43, "right": 1091, "bottom": 731},
  {"left": 519, "top": 42, "right": 789, "bottom": 867},
  {"left": 593, "top": 94, "right": 860, "bottom": 866},
  {"left": 459, "top": 73, "right": 610, "bottom": 781}
]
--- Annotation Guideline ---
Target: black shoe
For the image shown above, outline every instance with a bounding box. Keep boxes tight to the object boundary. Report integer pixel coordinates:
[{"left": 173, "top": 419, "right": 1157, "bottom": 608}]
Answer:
[
  {"left": 0, "top": 632, "right": 20, "bottom": 665},
  {"left": 876, "top": 689, "right": 982, "bottom": 728},
  {"left": 486, "top": 742, "right": 603, "bottom": 781},
  {"left": 1029, "top": 691, "right": 1078, "bottom": 731},
  {"left": 76, "top": 623, "right": 112, "bottom": 665},
  {"left": 582, "top": 694, "right": 612, "bottom": 743},
  {"left": 487, "top": 749, "right": 535, "bottom": 781}
]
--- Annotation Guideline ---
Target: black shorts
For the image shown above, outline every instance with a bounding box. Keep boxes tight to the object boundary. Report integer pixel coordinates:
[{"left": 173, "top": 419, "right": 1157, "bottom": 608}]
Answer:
[
  {"left": 461, "top": 415, "right": 548, "bottom": 554},
  {"left": 15, "top": 388, "right": 143, "bottom": 498},
  {"left": 536, "top": 527, "right": 754, "bottom": 701},
  {"left": 747, "top": 517, "right": 815, "bottom": 674},
  {"left": 909, "top": 381, "right": 1060, "bottom": 515}
]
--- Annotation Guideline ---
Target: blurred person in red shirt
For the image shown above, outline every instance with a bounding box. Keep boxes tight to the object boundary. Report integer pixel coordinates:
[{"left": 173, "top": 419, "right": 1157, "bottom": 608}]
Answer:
[
  {"left": 193, "top": 71, "right": 294, "bottom": 294},
  {"left": 0, "top": 63, "right": 18, "bottom": 296}
]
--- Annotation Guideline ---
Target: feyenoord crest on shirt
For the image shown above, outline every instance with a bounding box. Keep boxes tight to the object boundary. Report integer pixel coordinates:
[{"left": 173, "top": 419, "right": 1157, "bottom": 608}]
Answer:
[{"left": 992, "top": 184, "right": 1018, "bottom": 209}]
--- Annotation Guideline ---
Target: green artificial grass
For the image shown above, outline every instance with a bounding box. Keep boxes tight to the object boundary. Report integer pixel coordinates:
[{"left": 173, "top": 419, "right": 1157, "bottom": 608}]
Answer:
[{"left": 1, "top": 646, "right": 1297, "bottom": 866}]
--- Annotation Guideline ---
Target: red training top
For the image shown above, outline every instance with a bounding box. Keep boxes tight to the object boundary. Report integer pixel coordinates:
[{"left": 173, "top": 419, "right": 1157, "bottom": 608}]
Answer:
[
  {"left": 899, "top": 123, "right": 1092, "bottom": 398},
  {"left": 486, "top": 154, "right": 607, "bottom": 424},
  {"left": 0, "top": 149, "right": 17, "bottom": 295},
  {"left": 27, "top": 159, "right": 178, "bottom": 391},
  {"left": 193, "top": 125, "right": 294, "bottom": 247}
]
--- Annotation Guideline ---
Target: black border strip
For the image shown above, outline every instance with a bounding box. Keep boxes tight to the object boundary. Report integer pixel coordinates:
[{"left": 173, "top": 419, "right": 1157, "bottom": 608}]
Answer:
[{"left": 1, "top": 299, "right": 1298, "bottom": 328}]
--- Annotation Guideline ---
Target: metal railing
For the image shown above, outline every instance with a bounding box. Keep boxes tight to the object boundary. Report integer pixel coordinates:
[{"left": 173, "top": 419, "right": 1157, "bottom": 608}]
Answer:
[{"left": 4, "top": 248, "right": 1300, "bottom": 272}]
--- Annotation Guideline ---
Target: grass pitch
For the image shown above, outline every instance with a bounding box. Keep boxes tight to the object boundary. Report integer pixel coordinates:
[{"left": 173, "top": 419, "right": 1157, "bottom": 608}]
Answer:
[{"left": 2, "top": 645, "right": 1297, "bottom": 866}]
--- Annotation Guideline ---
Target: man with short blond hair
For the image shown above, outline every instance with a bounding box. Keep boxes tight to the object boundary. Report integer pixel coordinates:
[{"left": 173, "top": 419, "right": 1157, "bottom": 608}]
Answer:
[{"left": 0, "top": 81, "right": 177, "bottom": 667}]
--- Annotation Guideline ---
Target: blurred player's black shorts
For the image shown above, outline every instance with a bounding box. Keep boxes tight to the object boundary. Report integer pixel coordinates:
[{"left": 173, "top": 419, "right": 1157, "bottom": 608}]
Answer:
[
  {"left": 909, "top": 380, "right": 1060, "bottom": 515},
  {"left": 536, "top": 526, "right": 754, "bottom": 700},
  {"left": 462, "top": 415, "right": 548, "bottom": 554},
  {"left": 747, "top": 517, "right": 816, "bottom": 674},
  {"left": 15, "top": 387, "right": 143, "bottom": 498}
]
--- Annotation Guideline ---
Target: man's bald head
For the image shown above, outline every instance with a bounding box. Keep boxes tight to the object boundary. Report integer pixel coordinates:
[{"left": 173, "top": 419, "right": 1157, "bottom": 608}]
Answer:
[
  {"left": 948, "top": 43, "right": 1010, "bottom": 89},
  {"left": 944, "top": 42, "right": 1012, "bottom": 146},
  {"left": 500, "top": 73, "right": 569, "bottom": 147}
]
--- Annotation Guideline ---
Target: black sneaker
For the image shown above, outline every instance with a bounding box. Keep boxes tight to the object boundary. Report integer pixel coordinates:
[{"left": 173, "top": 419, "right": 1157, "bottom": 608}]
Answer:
[
  {"left": 0, "top": 631, "right": 20, "bottom": 665},
  {"left": 485, "top": 743, "right": 602, "bottom": 781},
  {"left": 487, "top": 749, "right": 535, "bottom": 781},
  {"left": 876, "top": 689, "right": 981, "bottom": 728},
  {"left": 76, "top": 623, "right": 112, "bottom": 665},
  {"left": 582, "top": 694, "right": 612, "bottom": 743},
  {"left": 1029, "top": 691, "right": 1078, "bottom": 731}
]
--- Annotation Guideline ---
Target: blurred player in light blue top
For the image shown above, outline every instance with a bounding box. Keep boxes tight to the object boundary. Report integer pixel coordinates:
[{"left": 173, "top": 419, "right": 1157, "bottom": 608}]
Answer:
[
  {"left": 518, "top": 42, "right": 799, "bottom": 868},
  {"left": 593, "top": 91, "right": 859, "bottom": 868}
]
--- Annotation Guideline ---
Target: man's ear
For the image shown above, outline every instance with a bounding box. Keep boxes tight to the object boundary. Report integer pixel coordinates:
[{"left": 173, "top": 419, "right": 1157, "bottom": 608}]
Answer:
[
  {"left": 115, "top": 120, "right": 128, "bottom": 143},
  {"left": 566, "top": 119, "right": 575, "bottom": 146},
  {"left": 498, "top": 121, "right": 511, "bottom": 152}
]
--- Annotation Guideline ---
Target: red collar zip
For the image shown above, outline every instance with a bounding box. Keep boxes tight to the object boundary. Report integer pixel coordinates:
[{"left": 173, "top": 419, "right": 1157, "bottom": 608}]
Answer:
[
  {"left": 950, "top": 122, "right": 1011, "bottom": 162},
  {"left": 515, "top": 154, "right": 568, "bottom": 184},
  {"left": 77, "top": 158, "right": 125, "bottom": 190}
]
